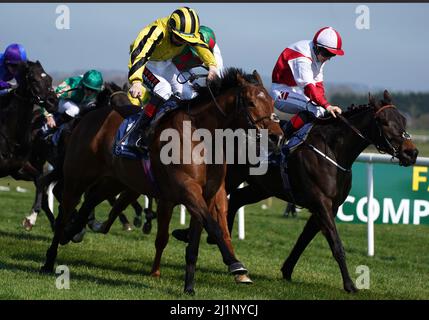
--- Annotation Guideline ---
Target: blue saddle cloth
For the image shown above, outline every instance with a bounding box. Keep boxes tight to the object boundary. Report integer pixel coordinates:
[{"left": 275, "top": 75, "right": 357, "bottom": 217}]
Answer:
[
  {"left": 269, "top": 123, "right": 314, "bottom": 166},
  {"left": 112, "top": 98, "right": 183, "bottom": 160}
]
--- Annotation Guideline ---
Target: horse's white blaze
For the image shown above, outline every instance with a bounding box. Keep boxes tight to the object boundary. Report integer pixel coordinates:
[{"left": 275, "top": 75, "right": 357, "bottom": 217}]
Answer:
[
  {"left": 257, "top": 92, "right": 265, "bottom": 99},
  {"left": 41, "top": 73, "right": 47, "bottom": 78}
]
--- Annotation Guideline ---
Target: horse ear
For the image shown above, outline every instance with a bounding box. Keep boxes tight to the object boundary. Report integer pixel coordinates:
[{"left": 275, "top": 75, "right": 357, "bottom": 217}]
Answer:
[
  {"left": 236, "top": 73, "right": 248, "bottom": 87},
  {"left": 252, "top": 70, "right": 263, "bottom": 85},
  {"left": 383, "top": 89, "right": 392, "bottom": 104}
]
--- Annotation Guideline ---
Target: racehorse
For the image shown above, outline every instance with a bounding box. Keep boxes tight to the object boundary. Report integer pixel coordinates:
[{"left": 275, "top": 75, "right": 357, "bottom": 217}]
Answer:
[
  {"left": 0, "top": 60, "right": 57, "bottom": 178},
  {"left": 173, "top": 90, "right": 419, "bottom": 292},
  {"left": 40, "top": 68, "right": 283, "bottom": 294}
]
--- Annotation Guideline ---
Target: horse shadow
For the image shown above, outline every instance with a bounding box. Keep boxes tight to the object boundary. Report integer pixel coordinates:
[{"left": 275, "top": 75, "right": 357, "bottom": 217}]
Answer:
[{"left": 0, "top": 229, "right": 52, "bottom": 242}]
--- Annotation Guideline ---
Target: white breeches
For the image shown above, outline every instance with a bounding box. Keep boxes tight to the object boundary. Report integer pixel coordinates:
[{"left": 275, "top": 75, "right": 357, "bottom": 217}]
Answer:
[{"left": 270, "top": 83, "right": 326, "bottom": 117}]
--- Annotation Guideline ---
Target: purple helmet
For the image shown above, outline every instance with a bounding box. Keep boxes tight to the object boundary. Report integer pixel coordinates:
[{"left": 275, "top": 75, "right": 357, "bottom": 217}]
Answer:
[{"left": 4, "top": 43, "right": 27, "bottom": 64}]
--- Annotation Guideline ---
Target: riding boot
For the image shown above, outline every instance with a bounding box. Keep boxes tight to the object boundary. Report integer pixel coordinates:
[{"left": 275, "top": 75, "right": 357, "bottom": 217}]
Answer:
[
  {"left": 128, "top": 95, "right": 164, "bottom": 153},
  {"left": 282, "top": 119, "right": 297, "bottom": 141},
  {"left": 132, "top": 95, "right": 180, "bottom": 153}
]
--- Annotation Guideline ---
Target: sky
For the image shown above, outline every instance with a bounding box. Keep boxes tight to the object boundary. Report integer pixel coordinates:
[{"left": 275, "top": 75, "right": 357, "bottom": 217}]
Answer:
[{"left": 0, "top": 3, "right": 428, "bottom": 92}]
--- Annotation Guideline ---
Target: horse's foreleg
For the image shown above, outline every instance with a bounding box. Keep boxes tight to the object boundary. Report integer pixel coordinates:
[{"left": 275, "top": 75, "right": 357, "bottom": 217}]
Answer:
[
  {"left": 317, "top": 202, "right": 357, "bottom": 293},
  {"left": 227, "top": 184, "right": 270, "bottom": 236},
  {"left": 184, "top": 215, "right": 203, "bottom": 295},
  {"left": 281, "top": 214, "right": 320, "bottom": 280},
  {"left": 182, "top": 184, "right": 247, "bottom": 280},
  {"left": 150, "top": 200, "right": 174, "bottom": 278}
]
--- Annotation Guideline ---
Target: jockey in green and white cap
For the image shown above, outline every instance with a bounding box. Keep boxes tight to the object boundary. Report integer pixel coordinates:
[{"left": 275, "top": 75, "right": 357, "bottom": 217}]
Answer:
[{"left": 172, "top": 25, "right": 224, "bottom": 100}]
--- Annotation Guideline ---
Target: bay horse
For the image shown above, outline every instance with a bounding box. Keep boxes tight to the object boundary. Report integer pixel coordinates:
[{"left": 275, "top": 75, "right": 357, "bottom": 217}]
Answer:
[
  {"left": 40, "top": 68, "right": 283, "bottom": 294},
  {"left": 173, "top": 90, "right": 419, "bottom": 292},
  {"left": 0, "top": 60, "right": 57, "bottom": 178}
]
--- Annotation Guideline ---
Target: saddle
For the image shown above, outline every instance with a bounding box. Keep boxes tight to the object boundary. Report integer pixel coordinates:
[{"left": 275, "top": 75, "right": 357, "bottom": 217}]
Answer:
[{"left": 113, "top": 98, "right": 184, "bottom": 160}]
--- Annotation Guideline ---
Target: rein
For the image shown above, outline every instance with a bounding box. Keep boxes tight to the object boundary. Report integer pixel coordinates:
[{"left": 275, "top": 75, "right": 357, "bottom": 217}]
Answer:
[{"left": 306, "top": 104, "right": 401, "bottom": 172}]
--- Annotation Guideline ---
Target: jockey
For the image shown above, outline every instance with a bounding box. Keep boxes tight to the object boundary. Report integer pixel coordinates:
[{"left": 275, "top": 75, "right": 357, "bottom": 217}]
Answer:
[
  {"left": 0, "top": 43, "right": 27, "bottom": 95},
  {"left": 44, "top": 70, "right": 103, "bottom": 128},
  {"left": 270, "top": 27, "right": 344, "bottom": 139},
  {"left": 172, "top": 25, "right": 224, "bottom": 100},
  {"left": 127, "top": 7, "right": 218, "bottom": 151}
]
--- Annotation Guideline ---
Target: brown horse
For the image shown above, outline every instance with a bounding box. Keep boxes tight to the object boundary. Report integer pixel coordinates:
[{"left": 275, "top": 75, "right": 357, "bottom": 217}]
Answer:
[
  {"left": 40, "top": 68, "right": 283, "bottom": 294},
  {"left": 173, "top": 90, "right": 419, "bottom": 292}
]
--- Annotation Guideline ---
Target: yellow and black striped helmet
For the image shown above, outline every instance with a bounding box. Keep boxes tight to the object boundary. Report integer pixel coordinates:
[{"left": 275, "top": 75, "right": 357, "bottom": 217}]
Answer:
[{"left": 168, "top": 7, "right": 200, "bottom": 43}]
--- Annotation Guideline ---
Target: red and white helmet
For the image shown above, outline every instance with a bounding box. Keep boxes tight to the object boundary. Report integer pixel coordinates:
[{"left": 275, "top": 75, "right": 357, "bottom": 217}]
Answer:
[{"left": 313, "top": 27, "right": 344, "bottom": 56}]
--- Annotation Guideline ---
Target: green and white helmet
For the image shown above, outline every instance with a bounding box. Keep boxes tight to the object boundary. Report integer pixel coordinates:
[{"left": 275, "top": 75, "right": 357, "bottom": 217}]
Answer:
[
  {"left": 82, "top": 70, "right": 103, "bottom": 91},
  {"left": 199, "top": 26, "right": 216, "bottom": 50}
]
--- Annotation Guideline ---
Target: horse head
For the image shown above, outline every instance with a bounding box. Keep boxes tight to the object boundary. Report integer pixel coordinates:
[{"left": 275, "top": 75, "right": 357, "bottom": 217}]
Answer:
[
  {"left": 234, "top": 69, "right": 283, "bottom": 148},
  {"left": 369, "top": 90, "right": 418, "bottom": 166},
  {"left": 18, "top": 60, "right": 58, "bottom": 113}
]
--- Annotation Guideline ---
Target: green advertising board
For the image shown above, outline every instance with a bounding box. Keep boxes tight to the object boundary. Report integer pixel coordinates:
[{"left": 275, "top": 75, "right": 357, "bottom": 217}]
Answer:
[{"left": 337, "top": 163, "right": 429, "bottom": 225}]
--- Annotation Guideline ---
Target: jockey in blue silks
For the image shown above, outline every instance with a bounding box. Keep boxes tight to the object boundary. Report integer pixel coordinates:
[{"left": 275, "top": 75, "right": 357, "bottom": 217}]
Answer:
[{"left": 0, "top": 43, "right": 28, "bottom": 95}]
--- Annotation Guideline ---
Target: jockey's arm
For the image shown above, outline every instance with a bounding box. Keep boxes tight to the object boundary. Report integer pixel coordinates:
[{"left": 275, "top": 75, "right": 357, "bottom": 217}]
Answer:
[
  {"left": 212, "top": 44, "right": 224, "bottom": 76},
  {"left": 191, "top": 44, "right": 218, "bottom": 81},
  {"left": 291, "top": 58, "right": 341, "bottom": 116},
  {"left": 128, "top": 24, "right": 165, "bottom": 86}
]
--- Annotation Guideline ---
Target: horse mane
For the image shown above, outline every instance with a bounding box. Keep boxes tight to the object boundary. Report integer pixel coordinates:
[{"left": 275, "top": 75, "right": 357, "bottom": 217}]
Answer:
[
  {"left": 314, "top": 103, "right": 374, "bottom": 125},
  {"left": 193, "top": 67, "right": 259, "bottom": 105}
]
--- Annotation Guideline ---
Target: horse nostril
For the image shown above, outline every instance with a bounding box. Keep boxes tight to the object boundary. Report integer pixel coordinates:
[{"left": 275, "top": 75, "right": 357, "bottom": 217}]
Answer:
[{"left": 405, "top": 148, "right": 418, "bottom": 159}]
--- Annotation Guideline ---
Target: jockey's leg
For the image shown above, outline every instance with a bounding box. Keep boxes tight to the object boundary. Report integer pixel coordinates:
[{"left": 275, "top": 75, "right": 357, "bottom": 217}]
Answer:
[
  {"left": 282, "top": 110, "right": 316, "bottom": 139},
  {"left": 129, "top": 61, "right": 181, "bottom": 151}
]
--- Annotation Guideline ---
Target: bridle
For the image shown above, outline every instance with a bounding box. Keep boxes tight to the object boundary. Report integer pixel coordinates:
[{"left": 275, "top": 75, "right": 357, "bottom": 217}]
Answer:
[
  {"left": 338, "top": 104, "right": 411, "bottom": 159},
  {"left": 178, "top": 70, "right": 280, "bottom": 134},
  {"left": 15, "top": 67, "right": 54, "bottom": 106}
]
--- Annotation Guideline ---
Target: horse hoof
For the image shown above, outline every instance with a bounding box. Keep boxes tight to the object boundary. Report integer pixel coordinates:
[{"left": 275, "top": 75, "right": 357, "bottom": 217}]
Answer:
[
  {"left": 228, "top": 262, "right": 248, "bottom": 275},
  {"left": 40, "top": 265, "right": 54, "bottom": 274},
  {"left": 234, "top": 274, "right": 253, "bottom": 284},
  {"left": 71, "top": 228, "right": 86, "bottom": 243},
  {"left": 184, "top": 288, "right": 195, "bottom": 296},
  {"left": 89, "top": 221, "right": 104, "bottom": 233},
  {"left": 150, "top": 270, "right": 161, "bottom": 278},
  {"left": 345, "top": 283, "right": 359, "bottom": 293},
  {"left": 142, "top": 222, "right": 152, "bottom": 234},
  {"left": 172, "top": 229, "right": 189, "bottom": 243},
  {"left": 122, "top": 223, "right": 133, "bottom": 232},
  {"left": 22, "top": 218, "right": 33, "bottom": 231},
  {"left": 133, "top": 216, "right": 142, "bottom": 228}
]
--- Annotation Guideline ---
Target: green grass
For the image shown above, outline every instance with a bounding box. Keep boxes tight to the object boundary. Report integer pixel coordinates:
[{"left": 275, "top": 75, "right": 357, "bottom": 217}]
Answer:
[{"left": 0, "top": 177, "right": 428, "bottom": 300}]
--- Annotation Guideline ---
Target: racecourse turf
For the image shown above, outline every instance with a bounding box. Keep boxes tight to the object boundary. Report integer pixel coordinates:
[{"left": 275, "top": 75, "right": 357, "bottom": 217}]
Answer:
[{"left": 0, "top": 177, "right": 428, "bottom": 300}]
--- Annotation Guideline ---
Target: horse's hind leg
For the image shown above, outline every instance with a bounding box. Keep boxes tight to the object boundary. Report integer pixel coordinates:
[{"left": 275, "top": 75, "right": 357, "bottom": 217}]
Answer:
[
  {"left": 41, "top": 180, "right": 83, "bottom": 273},
  {"left": 184, "top": 214, "right": 204, "bottom": 295},
  {"left": 281, "top": 214, "right": 320, "bottom": 280},
  {"left": 150, "top": 200, "right": 174, "bottom": 278},
  {"left": 94, "top": 189, "right": 140, "bottom": 234},
  {"left": 65, "top": 178, "right": 126, "bottom": 241},
  {"left": 131, "top": 198, "right": 143, "bottom": 228},
  {"left": 106, "top": 196, "right": 132, "bottom": 231},
  {"left": 143, "top": 197, "right": 156, "bottom": 234}
]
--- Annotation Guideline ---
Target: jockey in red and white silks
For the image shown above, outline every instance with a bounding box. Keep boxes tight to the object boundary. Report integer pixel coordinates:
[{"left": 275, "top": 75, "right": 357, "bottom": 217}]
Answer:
[{"left": 270, "top": 27, "right": 344, "bottom": 138}]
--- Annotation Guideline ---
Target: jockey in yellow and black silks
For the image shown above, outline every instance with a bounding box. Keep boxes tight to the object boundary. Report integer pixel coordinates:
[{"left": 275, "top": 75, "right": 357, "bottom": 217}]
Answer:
[{"left": 127, "top": 7, "right": 218, "bottom": 152}]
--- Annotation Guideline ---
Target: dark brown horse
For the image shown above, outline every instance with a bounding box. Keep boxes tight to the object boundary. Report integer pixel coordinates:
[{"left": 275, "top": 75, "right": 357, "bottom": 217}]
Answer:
[
  {"left": 173, "top": 90, "right": 419, "bottom": 292},
  {"left": 40, "top": 68, "right": 283, "bottom": 294},
  {"left": 0, "top": 60, "right": 57, "bottom": 178}
]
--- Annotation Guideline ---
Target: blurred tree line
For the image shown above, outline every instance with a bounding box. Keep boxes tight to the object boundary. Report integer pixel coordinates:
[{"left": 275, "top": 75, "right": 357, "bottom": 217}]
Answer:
[{"left": 329, "top": 92, "right": 429, "bottom": 130}]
